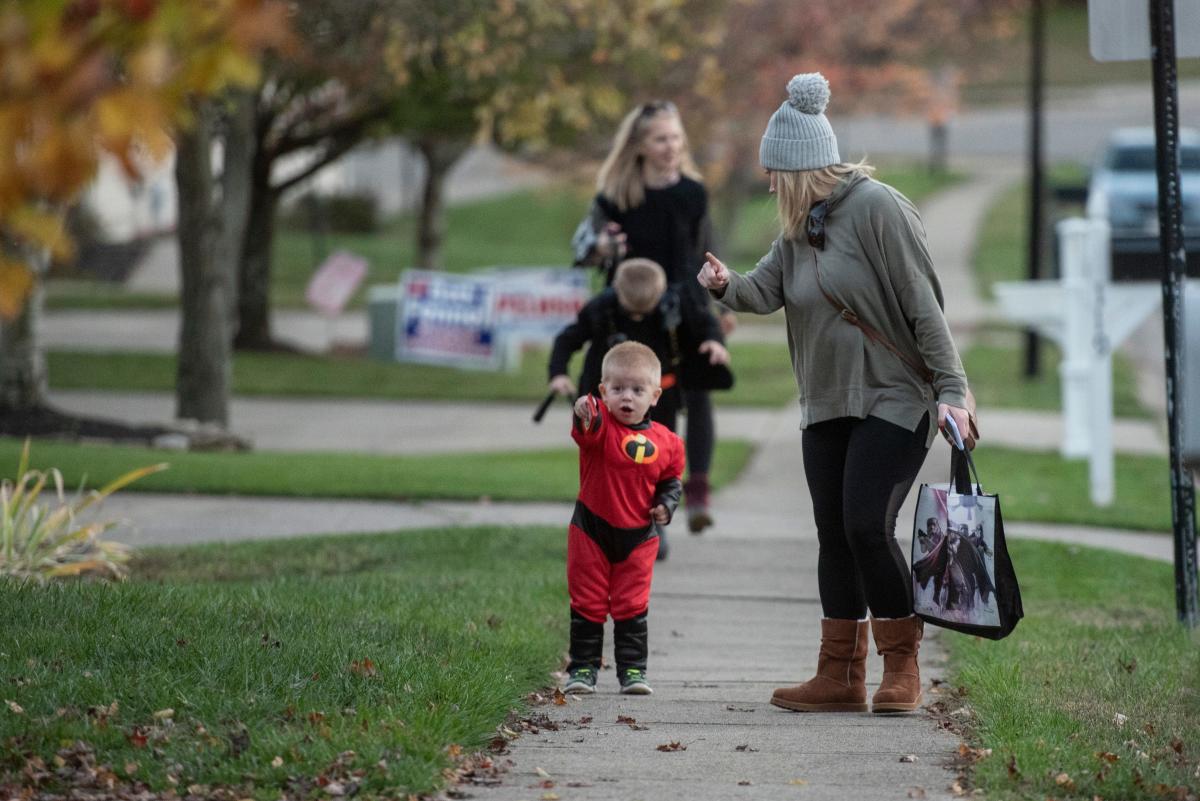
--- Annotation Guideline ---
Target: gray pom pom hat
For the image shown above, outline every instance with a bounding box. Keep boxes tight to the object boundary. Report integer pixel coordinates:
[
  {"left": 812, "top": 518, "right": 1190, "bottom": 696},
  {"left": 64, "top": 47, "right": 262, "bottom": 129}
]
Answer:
[{"left": 759, "top": 72, "right": 841, "bottom": 171}]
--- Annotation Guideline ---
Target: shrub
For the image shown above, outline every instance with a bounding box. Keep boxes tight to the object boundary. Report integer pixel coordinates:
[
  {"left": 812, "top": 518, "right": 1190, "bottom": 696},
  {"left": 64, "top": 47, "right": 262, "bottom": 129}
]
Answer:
[
  {"left": 0, "top": 440, "right": 166, "bottom": 582},
  {"left": 281, "top": 192, "right": 379, "bottom": 234}
]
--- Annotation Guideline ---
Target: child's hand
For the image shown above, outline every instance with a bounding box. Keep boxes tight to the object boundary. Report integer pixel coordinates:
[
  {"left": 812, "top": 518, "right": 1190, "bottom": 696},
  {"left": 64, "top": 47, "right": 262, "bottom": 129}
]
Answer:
[
  {"left": 698, "top": 340, "right": 730, "bottom": 366},
  {"left": 650, "top": 504, "right": 669, "bottom": 525},
  {"left": 574, "top": 395, "right": 599, "bottom": 428},
  {"left": 549, "top": 374, "right": 576, "bottom": 397}
]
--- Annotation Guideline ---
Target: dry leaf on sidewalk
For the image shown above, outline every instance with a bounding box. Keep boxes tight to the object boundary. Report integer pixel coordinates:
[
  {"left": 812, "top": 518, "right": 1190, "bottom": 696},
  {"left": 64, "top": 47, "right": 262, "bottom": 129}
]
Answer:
[{"left": 656, "top": 741, "right": 686, "bottom": 752}]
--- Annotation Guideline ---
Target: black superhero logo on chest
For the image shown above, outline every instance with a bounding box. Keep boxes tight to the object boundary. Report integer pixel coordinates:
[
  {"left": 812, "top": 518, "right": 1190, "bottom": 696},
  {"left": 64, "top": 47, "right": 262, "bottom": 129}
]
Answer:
[{"left": 619, "top": 432, "right": 659, "bottom": 464}]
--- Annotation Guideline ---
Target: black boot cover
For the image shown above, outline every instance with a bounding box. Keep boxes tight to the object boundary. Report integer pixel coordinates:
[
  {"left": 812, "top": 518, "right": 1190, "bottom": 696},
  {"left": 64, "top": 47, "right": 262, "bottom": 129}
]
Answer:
[
  {"left": 613, "top": 612, "right": 649, "bottom": 674},
  {"left": 567, "top": 609, "right": 604, "bottom": 673}
]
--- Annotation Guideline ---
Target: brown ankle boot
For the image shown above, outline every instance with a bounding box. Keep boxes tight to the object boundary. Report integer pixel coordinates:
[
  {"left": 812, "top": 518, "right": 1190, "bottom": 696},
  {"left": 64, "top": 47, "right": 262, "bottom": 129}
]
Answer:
[
  {"left": 771, "top": 618, "right": 868, "bottom": 712},
  {"left": 870, "top": 615, "right": 924, "bottom": 713}
]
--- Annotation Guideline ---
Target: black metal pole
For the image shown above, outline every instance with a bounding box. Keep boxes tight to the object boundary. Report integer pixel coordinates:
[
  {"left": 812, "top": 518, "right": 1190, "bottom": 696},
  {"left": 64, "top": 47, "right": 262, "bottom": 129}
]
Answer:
[
  {"left": 1148, "top": 0, "right": 1199, "bottom": 627},
  {"left": 1024, "top": 0, "right": 1045, "bottom": 377}
]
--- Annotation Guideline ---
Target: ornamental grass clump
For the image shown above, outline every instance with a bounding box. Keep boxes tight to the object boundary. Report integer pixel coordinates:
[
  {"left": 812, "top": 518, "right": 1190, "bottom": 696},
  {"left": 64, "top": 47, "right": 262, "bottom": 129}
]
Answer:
[{"left": 0, "top": 440, "right": 166, "bottom": 582}]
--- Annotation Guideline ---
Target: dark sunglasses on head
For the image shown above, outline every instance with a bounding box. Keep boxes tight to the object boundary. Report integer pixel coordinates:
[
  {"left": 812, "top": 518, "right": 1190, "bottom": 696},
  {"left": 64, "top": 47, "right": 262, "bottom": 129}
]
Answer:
[{"left": 807, "top": 200, "right": 829, "bottom": 250}]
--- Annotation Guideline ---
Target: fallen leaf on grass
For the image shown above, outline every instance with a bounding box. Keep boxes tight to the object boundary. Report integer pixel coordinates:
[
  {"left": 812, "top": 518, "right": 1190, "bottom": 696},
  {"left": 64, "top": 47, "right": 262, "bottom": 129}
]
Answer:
[
  {"left": 1113, "top": 712, "right": 1128, "bottom": 727},
  {"left": 900, "top": 754, "right": 919, "bottom": 763},
  {"left": 6, "top": 700, "right": 23, "bottom": 714},
  {"left": 447, "top": 744, "right": 462, "bottom": 758},
  {"left": 1005, "top": 754, "right": 1020, "bottom": 779},
  {"left": 125, "top": 728, "right": 148, "bottom": 748},
  {"left": 152, "top": 708, "right": 174, "bottom": 720},
  {"left": 349, "top": 659, "right": 377, "bottom": 678},
  {"left": 657, "top": 741, "right": 686, "bottom": 752},
  {"left": 956, "top": 744, "right": 992, "bottom": 762},
  {"left": 1095, "top": 751, "right": 1119, "bottom": 763},
  {"left": 271, "top": 756, "right": 284, "bottom": 768},
  {"left": 1055, "top": 772, "right": 1076, "bottom": 791}
]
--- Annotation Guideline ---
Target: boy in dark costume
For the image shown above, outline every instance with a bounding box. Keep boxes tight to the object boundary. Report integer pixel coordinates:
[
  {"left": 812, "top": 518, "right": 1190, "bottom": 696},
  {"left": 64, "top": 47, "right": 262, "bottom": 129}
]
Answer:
[{"left": 562, "top": 341, "right": 685, "bottom": 696}]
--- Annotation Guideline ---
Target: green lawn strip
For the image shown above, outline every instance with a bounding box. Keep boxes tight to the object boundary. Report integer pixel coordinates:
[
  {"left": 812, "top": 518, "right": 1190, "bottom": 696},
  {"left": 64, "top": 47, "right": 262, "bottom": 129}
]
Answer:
[
  {"left": 972, "top": 446, "right": 1171, "bottom": 533},
  {"left": 963, "top": 326, "right": 1148, "bottom": 419},
  {"left": 947, "top": 540, "right": 1199, "bottom": 800},
  {"left": 0, "top": 438, "right": 755, "bottom": 502},
  {"left": 972, "top": 166, "right": 1092, "bottom": 301},
  {"left": 47, "top": 342, "right": 800, "bottom": 406},
  {"left": 0, "top": 527, "right": 567, "bottom": 797}
]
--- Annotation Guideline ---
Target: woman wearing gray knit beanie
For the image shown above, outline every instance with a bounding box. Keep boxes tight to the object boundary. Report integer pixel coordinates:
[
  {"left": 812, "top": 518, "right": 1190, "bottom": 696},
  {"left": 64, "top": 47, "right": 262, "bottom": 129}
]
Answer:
[{"left": 698, "top": 73, "right": 974, "bottom": 715}]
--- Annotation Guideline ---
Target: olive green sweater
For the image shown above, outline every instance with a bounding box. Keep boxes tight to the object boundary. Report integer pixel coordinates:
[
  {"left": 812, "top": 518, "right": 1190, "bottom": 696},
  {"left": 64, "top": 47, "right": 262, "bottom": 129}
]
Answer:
[{"left": 714, "top": 174, "right": 968, "bottom": 446}]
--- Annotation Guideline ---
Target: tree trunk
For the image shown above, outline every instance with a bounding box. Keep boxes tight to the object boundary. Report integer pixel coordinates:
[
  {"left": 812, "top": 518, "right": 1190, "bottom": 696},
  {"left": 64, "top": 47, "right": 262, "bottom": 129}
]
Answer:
[
  {"left": 233, "top": 153, "right": 278, "bottom": 350},
  {"left": 174, "top": 92, "right": 257, "bottom": 426},
  {"left": 0, "top": 252, "right": 48, "bottom": 414},
  {"left": 415, "top": 138, "right": 469, "bottom": 270}
]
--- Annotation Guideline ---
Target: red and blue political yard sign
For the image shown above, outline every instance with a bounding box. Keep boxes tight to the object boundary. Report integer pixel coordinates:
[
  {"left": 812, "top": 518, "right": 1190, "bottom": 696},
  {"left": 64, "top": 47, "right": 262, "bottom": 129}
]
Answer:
[{"left": 398, "top": 271, "right": 501, "bottom": 369}]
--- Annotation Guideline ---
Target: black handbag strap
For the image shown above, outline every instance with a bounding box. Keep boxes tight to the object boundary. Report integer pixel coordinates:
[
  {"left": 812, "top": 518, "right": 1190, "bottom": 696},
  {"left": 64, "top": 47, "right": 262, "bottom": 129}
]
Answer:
[{"left": 948, "top": 439, "right": 982, "bottom": 496}]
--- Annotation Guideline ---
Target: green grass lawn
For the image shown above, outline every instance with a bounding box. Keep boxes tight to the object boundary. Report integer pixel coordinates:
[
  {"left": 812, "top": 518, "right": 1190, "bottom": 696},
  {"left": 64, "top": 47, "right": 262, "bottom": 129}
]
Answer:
[
  {"left": 47, "top": 342, "right": 801, "bottom": 407},
  {"left": 0, "top": 438, "right": 754, "bottom": 503},
  {"left": 963, "top": 326, "right": 1148, "bottom": 419},
  {"left": 974, "top": 446, "right": 1172, "bottom": 533},
  {"left": 0, "top": 527, "right": 566, "bottom": 798},
  {"left": 948, "top": 540, "right": 1199, "bottom": 800},
  {"left": 972, "top": 166, "right": 1090, "bottom": 301},
  {"left": 46, "top": 164, "right": 960, "bottom": 311}
]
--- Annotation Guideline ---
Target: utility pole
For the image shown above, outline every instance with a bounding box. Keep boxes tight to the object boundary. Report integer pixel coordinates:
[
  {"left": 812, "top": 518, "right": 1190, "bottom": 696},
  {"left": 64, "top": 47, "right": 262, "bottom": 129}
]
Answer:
[
  {"left": 1148, "top": 0, "right": 1199, "bottom": 627},
  {"left": 1024, "top": 0, "right": 1045, "bottom": 377}
]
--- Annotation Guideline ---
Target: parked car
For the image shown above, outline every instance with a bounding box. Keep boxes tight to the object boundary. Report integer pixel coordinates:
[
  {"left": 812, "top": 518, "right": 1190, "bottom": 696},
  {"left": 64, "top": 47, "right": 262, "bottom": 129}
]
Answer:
[{"left": 1085, "top": 127, "right": 1200, "bottom": 280}]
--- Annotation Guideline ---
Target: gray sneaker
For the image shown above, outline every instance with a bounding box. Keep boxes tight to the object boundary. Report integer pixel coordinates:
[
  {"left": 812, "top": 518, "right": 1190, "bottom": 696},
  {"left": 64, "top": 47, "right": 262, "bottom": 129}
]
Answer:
[
  {"left": 618, "top": 668, "right": 653, "bottom": 695},
  {"left": 564, "top": 666, "right": 597, "bottom": 694}
]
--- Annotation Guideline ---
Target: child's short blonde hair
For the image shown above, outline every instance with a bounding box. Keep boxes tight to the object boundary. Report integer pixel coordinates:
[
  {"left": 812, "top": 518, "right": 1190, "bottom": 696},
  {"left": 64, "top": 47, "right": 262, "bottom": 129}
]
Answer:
[
  {"left": 612, "top": 258, "right": 666, "bottom": 315},
  {"left": 601, "top": 340, "right": 662, "bottom": 383}
]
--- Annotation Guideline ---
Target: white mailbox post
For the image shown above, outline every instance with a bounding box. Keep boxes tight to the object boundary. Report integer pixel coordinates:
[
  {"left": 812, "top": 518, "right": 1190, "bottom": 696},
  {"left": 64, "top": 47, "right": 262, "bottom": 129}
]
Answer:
[{"left": 993, "top": 217, "right": 1160, "bottom": 506}]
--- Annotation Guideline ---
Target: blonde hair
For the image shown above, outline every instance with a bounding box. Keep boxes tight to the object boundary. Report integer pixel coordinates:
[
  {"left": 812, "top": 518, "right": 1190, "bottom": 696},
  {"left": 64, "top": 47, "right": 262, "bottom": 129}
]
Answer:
[
  {"left": 596, "top": 102, "right": 702, "bottom": 212},
  {"left": 775, "top": 160, "right": 875, "bottom": 241},
  {"left": 612, "top": 258, "right": 667, "bottom": 314},
  {"left": 601, "top": 341, "right": 662, "bottom": 383}
]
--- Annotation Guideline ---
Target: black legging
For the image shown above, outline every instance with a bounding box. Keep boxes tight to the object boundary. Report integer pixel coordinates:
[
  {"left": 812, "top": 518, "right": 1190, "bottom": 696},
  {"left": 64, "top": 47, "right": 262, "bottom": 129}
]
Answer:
[
  {"left": 682, "top": 389, "right": 714, "bottom": 475},
  {"left": 802, "top": 414, "right": 930, "bottom": 619}
]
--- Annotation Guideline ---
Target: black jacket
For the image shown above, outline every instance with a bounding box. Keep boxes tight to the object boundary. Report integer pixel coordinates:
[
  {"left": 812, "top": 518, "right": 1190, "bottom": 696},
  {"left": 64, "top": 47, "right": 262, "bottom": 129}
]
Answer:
[{"left": 549, "top": 287, "right": 722, "bottom": 397}]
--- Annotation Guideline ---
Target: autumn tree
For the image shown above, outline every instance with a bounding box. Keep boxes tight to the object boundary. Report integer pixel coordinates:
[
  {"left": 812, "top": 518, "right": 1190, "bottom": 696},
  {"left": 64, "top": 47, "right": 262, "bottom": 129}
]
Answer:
[
  {"left": 381, "top": 0, "right": 723, "bottom": 271},
  {"left": 0, "top": 0, "right": 287, "bottom": 430},
  {"left": 233, "top": 0, "right": 396, "bottom": 350},
  {"left": 679, "top": 0, "right": 1022, "bottom": 239}
]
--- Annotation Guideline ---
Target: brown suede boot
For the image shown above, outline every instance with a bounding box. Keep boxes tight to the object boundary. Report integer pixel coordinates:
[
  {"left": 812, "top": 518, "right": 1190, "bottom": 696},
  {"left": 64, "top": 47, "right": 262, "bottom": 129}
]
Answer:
[
  {"left": 870, "top": 615, "right": 924, "bottom": 713},
  {"left": 770, "top": 618, "right": 868, "bottom": 713}
]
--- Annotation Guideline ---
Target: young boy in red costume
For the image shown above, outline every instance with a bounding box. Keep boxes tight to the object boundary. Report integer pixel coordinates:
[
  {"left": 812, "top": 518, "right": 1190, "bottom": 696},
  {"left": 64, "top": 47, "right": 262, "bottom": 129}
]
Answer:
[{"left": 563, "top": 341, "right": 685, "bottom": 695}]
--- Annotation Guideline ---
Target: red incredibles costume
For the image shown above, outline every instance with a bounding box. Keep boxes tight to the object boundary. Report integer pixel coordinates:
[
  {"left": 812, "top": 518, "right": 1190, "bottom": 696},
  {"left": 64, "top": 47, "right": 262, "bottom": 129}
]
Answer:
[{"left": 566, "top": 396, "right": 684, "bottom": 679}]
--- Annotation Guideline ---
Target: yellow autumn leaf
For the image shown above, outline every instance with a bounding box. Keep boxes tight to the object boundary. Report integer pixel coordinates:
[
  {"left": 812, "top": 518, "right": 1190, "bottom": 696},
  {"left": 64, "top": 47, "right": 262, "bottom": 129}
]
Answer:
[
  {"left": 6, "top": 206, "right": 72, "bottom": 261},
  {"left": 0, "top": 257, "right": 35, "bottom": 320}
]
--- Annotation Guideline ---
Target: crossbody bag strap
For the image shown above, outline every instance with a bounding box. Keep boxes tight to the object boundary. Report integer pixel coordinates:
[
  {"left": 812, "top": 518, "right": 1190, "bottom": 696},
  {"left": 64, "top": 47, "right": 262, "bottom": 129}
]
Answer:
[{"left": 811, "top": 251, "right": 935, "bottom": 385}]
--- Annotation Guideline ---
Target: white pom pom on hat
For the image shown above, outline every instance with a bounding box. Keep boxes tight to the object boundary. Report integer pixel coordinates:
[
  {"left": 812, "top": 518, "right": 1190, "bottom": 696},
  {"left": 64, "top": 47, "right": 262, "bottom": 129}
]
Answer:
[
  {"left": 786, "top": 73, "right": 831, "bottom": 115},
  {"left": 759, "top": 71, "right": 840, "bottom": 171}
]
